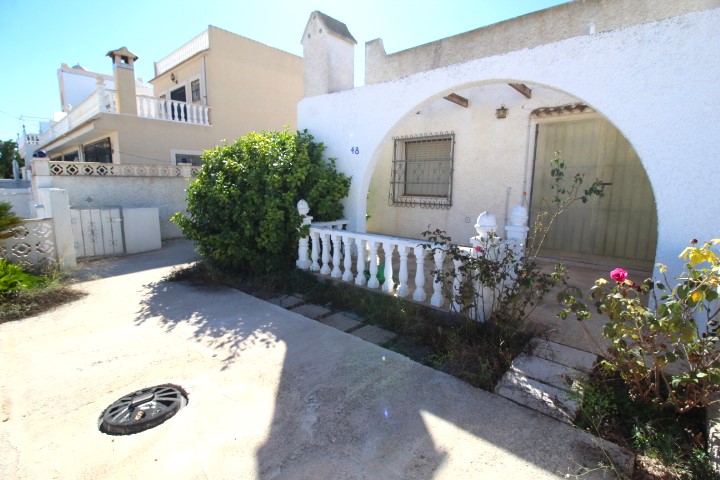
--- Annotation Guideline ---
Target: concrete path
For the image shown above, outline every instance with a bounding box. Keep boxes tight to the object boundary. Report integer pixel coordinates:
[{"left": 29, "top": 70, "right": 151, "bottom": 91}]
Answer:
[{"left": 0, "top": 240, "right": 631, "bottom": 479}]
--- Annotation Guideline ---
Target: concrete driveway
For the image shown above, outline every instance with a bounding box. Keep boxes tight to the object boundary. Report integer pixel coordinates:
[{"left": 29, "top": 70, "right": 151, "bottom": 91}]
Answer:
[{"left": 0, "top": 240, "right": 630, "bottom": 479}]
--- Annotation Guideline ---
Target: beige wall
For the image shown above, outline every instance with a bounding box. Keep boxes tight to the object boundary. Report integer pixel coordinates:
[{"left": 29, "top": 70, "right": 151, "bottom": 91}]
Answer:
[
  {"left": 365, "top": 0, "right": 720, "bottom": 85},
  {"left": 152, "top": 25, "right": 303, "bottom": 146},
  {"left": 41, "top": 113, "right": 216, "bottom": 165}
]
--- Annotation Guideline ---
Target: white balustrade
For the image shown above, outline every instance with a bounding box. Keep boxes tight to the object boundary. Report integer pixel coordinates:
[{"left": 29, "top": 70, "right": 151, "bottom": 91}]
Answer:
[
  {"left": 136, "top": 95, "right": 210, "bottom": 125},
  {"left": 354, "top": 238, "right": 366, "bottom": 286},
  {"left": 331, "top": 233, "right": 342, "bottom": 278},
  {"left": 396, "top": 245, "right": 410, "bottom": 298},
  {"left": 320, "top": 232, "right": 331, "bottom": 275},
  {"left": 382, "top": 242, "right": 395, "bottom": 293},
  {"left": 155, "top": 29, "right": 210, "bottom": 76},
  {"left": 367, "top": 240, "right": 380, "bottom": 288},
  {"left": 298, "top": 201, "right": 528, "bottom": 322},
  {"left": 413, "top": 245, "right": 427, "bottom": 302},
  {"left": 431, "top": 248, "right": 446, "bottom": 307},
  {"left": 310, "top": 230, "right": 320, "bottom": 272},
  {"left": 342, "top": 234, "right": 353, "bottom": 282},
  {"left": 452, "top": 258, "right": 465, "bottom": 312}
]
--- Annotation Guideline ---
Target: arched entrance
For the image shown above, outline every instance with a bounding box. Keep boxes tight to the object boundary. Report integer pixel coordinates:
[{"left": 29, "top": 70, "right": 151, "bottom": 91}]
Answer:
[{"left": 363, "top": 82, "right": 658, "bottom": 271}]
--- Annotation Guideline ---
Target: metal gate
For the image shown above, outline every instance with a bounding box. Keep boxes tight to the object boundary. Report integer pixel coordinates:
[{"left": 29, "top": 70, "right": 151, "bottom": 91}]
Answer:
[
  {"left": 70, "top": 207, "right": 125, "bottom": 258},
  {"left": 530, "top": 117, "right": 658, "bottom": 270}
]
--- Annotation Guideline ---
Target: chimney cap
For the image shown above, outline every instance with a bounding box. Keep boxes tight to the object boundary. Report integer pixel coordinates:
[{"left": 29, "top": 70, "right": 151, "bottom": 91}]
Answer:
[{"left": 106, "top": 47, "right": 139, "bottom": 64}]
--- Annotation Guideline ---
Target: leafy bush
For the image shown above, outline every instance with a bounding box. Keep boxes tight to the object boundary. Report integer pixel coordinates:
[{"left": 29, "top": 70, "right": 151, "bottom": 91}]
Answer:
[
  {"left": 0, "top": 201, "right": 22, "bottom": 239},
  {"left": 0, "top": 259, "right": 44, "bottom": 293},
  {"left": 172, "top": 130, "right": 351, "bottom": 274},
  {"left": 560, "top": 239, "right": 720, "bottom": 413}
]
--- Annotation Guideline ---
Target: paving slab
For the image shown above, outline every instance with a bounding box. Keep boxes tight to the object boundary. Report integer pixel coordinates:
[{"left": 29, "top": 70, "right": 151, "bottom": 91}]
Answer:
[
  {"left": 510, "top": 353, "right": 587, "bottom": 392},
  {"left": 318, "top": 313, "right": 363, "bottom": 332},
  {"left": 530, "top": 338, "right": 598, "bottom": 373},
  {"left": 0, "top": 241, "right": 634, "bottom": 479},
  {"left": 350, "top": 324, "right": 397, "bottom": 345},
  {"left": 267, "top": 294, "right": 305, "bottom": 309},
  {"left": 289, "top": 303, "right": 331, "bottom": 320},
  {"left": 496, "top": 372, "right": 580, "bottom": 425}
]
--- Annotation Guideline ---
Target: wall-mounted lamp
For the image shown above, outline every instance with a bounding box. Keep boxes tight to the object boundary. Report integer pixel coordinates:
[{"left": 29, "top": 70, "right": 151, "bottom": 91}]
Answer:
[
  {"left": 170, "top": 73, "right": 177, "bottom": 84},
  {"left": 495, "top": 104, "right": 508, "bottom": 119}
]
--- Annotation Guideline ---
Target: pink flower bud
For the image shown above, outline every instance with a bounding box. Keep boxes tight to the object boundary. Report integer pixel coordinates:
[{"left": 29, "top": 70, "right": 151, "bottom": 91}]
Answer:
[{"left": 610, "top": 268, "right": 628, "bottom": 283}]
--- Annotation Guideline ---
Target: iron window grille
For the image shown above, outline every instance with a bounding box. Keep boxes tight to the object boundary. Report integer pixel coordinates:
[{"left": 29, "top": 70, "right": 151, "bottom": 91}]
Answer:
[
  {"left": 191, "top": 79, "right": 201, "bottom": 102},
  {"left": 389, "top": 132, "right": 454, "bottom": 208},
  {"left": 82, "top": 138, "right": 112, "bottom": 163}
]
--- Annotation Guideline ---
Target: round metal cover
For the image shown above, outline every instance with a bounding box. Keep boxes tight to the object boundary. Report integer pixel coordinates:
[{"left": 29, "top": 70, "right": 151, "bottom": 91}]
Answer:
[{"left": 98, "top": 384, "right": 188, "bottom": 435}]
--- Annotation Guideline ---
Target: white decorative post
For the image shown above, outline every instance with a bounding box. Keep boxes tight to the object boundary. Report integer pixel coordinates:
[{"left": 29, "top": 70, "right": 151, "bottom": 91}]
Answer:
[
  {"left": 471, "top": 211, "right": 499, "bottom": 323},
  {"left": 342, "top": 234, "right": 353, "bottom": 282},
  {"left": 355, "top": 238, "right": 367, "bottom": 286},
  {"left": 396, "top": 245, "right": 410, "bottom": 298},
  {"left": 431, "top": 248, "right": 446, "bottom": 307},
  {"left": 96, "top": 76, "right": 107, "bottom": 112},
  {"left": 331, "top": 233, "right": 342, "bottom": 278},
  {"left": 382, "top": 242, "right": 396, "bottom": 293},
  {"left": 320, "top": 232, "right": 331, "bottom": 275},
  {"left": 367, "top": 240, "right": 380, "bottom": 288},
  {"left": 505, "top": 204, "right": 530, "bottom": 259},
  {"left": 413, "top": 245, "right": 427, "bottom": 302},
  {"left": 296, "top": 200, "right": 313, "bottom": 270}
]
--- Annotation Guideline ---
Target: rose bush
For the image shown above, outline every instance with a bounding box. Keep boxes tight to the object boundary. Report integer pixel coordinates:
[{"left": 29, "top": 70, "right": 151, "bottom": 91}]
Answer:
[{"left": 560, "top": 239, "right": 720, "bottom": 413}]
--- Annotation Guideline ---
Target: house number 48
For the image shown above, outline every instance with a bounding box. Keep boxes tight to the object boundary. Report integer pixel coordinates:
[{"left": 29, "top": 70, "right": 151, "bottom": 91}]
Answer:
[{"left": 350, "top": 147, "right": 359, "bottom": 154}]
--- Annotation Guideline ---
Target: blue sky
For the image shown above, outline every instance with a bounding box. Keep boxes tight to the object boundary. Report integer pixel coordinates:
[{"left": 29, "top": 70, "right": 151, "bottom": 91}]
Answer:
[{"left": 0, "top": 0, "right": 568, "bottom": 142}]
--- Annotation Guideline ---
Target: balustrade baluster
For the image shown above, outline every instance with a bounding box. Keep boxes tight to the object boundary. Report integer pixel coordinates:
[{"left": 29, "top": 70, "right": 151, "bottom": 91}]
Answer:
[
  {"left": 331, "top": 233, "right": 342, "bottom": 278},
  {"left": 396, "top": 245, "right": 410, "bottom": 298},
  {"left": 382, "top": 243, "right": 395, "bottom": 293},
  {"left": 310, "top": 231, "right": 320, "bottom": 272},
  {"left": 342, "top": 235, "right": 353, "bottom": 282},
  {"left": 367, "top": 240, "right": 380, "bottom": 288},
  {"left": 431, "top": 248, "right": 446, "bottom": 307},
  {"left": 413, "top": 246, "right": 427, "bottom": 302},
  {"left": 320, "top": 232, "right": 331, "bottom": 275},
  {"left": 452, "top": 258, "right": 465, "bottom": 312},
  {"left": 354, "top": 238, "right": 367, "bottom": 286}
]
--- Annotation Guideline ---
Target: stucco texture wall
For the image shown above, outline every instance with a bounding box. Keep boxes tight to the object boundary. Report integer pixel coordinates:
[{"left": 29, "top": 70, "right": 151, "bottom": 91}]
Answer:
[
  {"left": 48, "top": 175, "right": 191, "bottom": 239},
  {"left": 299, "top": 8, "right": 720, "bottom": 276},
  {"left": 366, "top": 84, "right": 578, "bottom": 244}
]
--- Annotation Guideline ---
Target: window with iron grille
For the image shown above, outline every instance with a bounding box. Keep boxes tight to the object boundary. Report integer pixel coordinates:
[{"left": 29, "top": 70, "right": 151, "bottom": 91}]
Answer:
[
  {"left": 83, "top": 138, "right": 112, "bottom": 163},
  {"left": 175, "top": 154, "right": 203, "bottom": 166},
  {"left": 191, "top": 79, "right": 201, "bottom": 102},
  {"left": 389, "top": 133, "right": 454, "bottom": 208}
]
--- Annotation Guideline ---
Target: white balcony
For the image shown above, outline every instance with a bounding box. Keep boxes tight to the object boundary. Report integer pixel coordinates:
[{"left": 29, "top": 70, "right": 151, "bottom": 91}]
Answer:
[{"left": 36, "top": 86, "right": 210, "bottom": 147}]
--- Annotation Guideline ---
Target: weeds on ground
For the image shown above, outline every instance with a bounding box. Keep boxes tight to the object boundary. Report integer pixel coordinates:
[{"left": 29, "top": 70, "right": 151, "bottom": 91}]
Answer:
[
  {"left": 0, "top": 262, "right": 85, "bottom": 323},
  {"left": 576, "top": 368, "right": 719, "bottom": 480}
]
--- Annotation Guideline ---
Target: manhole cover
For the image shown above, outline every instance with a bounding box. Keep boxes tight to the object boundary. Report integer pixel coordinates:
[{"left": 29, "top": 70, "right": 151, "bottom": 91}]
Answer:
[{"left": 98, "top": 384, "right": 188, "bottom": 435}]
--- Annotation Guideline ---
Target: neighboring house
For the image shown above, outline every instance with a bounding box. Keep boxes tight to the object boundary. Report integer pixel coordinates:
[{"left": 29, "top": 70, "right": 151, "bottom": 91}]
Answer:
[
  {"left": 21, "top": 25, "right": 303, "bottom": 167},
  {"left": 298, "top": 2, "right": 720, "bottom": 275},
  {"left": 12, "top": 26, "right": 303, "bottom": 261}
]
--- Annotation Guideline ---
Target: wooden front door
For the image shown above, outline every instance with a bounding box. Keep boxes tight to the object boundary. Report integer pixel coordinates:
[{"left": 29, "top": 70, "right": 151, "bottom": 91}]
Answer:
[{"left": 529, "top": 117, "right": 657, "bottom": 270}]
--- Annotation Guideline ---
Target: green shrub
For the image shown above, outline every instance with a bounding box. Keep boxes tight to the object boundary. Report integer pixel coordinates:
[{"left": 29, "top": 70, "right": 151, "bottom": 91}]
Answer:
[
  {"left": 0, "top": 259, "right": 44, "bottom": 293},
  {"left": 0, "top": 201, "right": 22, "bottom": 239},
  {"left": 172, "top": 130, "right": 351, "bottom": 274}
]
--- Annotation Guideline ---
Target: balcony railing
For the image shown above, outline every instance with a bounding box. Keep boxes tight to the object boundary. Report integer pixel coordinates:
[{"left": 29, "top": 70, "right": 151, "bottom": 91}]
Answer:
[
  {"left": 154, "top": 29, "right": 209, "bottom": 77},
  {"left": 36, "top": 88, "right": 210, "bottom": 147},
  {"left": 38, "top": 88, "right": 116, "bottom": 145},
  {"left": 136, "top": 96, "right": 210, "bottom": 125}
]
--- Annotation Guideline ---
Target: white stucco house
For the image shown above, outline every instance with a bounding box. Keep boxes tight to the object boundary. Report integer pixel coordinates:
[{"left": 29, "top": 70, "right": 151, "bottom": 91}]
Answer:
[{"left": 298, "top": 1, "right": 720, "bottom": 277}]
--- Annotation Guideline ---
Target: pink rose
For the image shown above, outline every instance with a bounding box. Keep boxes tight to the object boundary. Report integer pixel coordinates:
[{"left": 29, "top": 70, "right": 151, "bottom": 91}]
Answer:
[
  {"left": 474, "top": 246, "right": 484, "bottom": 253},
  {"left": 610, "top": 268, "right": 628, "bottom": 283}
]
